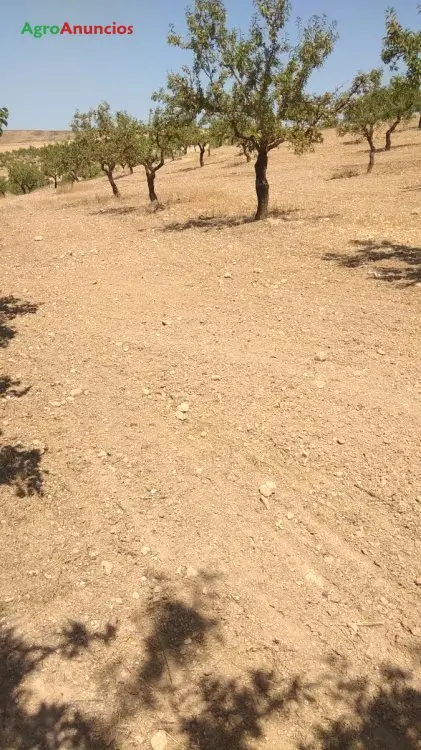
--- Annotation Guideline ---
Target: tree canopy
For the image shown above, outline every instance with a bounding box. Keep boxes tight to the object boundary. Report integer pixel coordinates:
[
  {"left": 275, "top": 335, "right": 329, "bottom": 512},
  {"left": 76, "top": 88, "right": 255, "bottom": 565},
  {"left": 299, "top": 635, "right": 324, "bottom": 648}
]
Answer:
[
  {"left": 0, "top": 107, "right": 8, "bottom": 136},
  {"left": 382, "top": 7, "right": 421, "bottom": 86},
  {"left": 164, "top": 0, "right": 368, "bottom": 219}
]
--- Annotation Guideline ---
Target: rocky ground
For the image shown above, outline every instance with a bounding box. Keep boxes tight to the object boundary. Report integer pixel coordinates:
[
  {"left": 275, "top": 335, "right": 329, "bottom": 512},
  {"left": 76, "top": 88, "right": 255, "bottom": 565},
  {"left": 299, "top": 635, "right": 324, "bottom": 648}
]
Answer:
[{"left": 1, "top": 124, "right": 420, "bottom": 749}]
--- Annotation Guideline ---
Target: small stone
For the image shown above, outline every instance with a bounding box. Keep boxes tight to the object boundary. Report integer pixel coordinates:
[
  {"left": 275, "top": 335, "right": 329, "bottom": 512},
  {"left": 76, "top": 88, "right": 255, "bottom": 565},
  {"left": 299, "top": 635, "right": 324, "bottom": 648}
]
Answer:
[
  {"left": 315, "top": 351, "right": 327, "bottom": 362},
  {"left": 34, "top": 236, "right": 43, "bottom": 241},
  {"left": 260, "top": 496, "right": 270, "bottom": 510},
  {"left": 132, "top": 591, "right": 140, "bottom": 599},
  {"left": 101, "top": 561, "right": 113, "bottom": 576},
  {"left": 286, "top": 512, "right": 294, "bottom": 520},
  {"left": 142, "top": 388, "right": 151, "bottom": 396},
  {"left": 175, "top": 411, "right": 188, "bottom": 421},
  {"left": 377, "top": 348, "right": 386, "bottom": 356},
  {"left": 211, "top": 375, "right": 221, "bottom": 381},
  {"left": 150, "top": 730, "right": 168, "bottom": 750},
  {"left": 141, "top": 546, "right": 151, "bottom": 556},
  {"left": 70, "top": 388, "right": 83, "bottom": 397},
  {"left": 224, "top": 272, "right": 232, "bottom": 279},
  {"left": 259, "top": 481, "right": 276, "bottom": 498},
  {"left": 336, "top": 438, "right": 345, "bottom": 445},
  {"left": 186, "top": 565, "right": 199, "bottom": 579},
  {"left": 415, "top": 578, "right": 421, "bottom": 587},
  {"left": 178, "top": 402, "right": 189, "bottom": 413},
  {"left": 50, "top": 401, "right": 62, "bottom": 407},
  {"left": 161, "top": 319, "right": 171, "bottom": 326}
]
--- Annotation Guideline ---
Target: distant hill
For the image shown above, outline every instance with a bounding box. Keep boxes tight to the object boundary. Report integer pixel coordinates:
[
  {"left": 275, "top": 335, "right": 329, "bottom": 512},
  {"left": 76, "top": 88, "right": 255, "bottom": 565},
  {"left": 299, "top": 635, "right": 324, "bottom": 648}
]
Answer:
[
  {"left": 1, "top": 130, "right": 72, "bottom": 144},
  {"left": 0, "top": 130, "right": 73, "bottom": 153}
]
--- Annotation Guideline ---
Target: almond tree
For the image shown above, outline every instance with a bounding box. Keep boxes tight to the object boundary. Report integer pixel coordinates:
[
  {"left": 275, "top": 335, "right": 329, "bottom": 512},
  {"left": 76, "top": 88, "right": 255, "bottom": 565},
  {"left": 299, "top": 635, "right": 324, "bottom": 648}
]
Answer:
[
  {"left": 71, "top": 102, "right": 128, "bottom": 197},
  {"left": 0, "top": 107, "right": 7, "bottom": 136},
  {"left": 165, "top": 0, "right": 367, "bottom": 220},
  {"left": 337, "top": 70, "right": 388, "bottom": 173},
  {"left": 382, "top": 7, "right": 421, "bottom": 127},
  {"left": 136, "top": 109, "right": 179, "bottom": 204},
  {"left": 4, "top": 150, "right": 47, "bottom": 194},
  {"left": 383, "top": 77, "right": 419, "bottom": 150},
  {"left": 115, "top": 111, "right": 141, "bottom": 174},
  {"left": 39, "top": 143, "right": 68, "bottom": 188},
  {"left": 185, "top": 121, "right": 209, "bottom": 166}
]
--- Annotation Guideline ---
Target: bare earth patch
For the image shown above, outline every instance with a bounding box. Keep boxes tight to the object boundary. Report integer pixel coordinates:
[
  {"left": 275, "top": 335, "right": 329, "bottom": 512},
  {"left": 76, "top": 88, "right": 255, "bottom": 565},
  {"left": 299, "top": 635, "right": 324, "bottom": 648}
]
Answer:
[{"left": 1, "top": 125, "right": 420, "bottom": 749}]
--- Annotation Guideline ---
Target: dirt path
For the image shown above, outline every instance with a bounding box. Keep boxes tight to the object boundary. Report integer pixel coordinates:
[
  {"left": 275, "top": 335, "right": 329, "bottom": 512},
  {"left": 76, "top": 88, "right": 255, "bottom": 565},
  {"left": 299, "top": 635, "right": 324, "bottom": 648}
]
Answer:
[{"left": 1, "top": 127, "right": 420, "bottom": 749}]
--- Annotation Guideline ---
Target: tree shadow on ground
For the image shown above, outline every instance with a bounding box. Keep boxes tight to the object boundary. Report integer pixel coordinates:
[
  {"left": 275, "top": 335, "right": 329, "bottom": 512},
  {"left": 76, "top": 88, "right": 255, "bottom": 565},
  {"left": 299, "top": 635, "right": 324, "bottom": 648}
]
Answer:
[
  {"left": 162, "top": 213, "right": 254, "bottom": 231},
  {"left": 114, "top": 575, "right": 222, "bottom": 715},
  {"left": 0, "top": 619, "right": 117, "bottom": 750},
  {"left": 0, "top": 377, "right": 31, "bottom": 398},
  {"left": 119, "top": 582, "right": 421, "bottom": 750},
  {"left": 300, "top": 658, "right": 421, "bottom": 750},
  {"left": 2, "top": 586, "right": 420, "bottom": 749},
  {"left": 90, "top": 206, "right": 138, "bottom": 216},
  {"left": 0, "top": 296, "right": 38, "bottom": 348},
  {"left": 0, "top": 444, "right": 44, "bottom": 496},
  {"left": 104, "top": 576, "right": 305, "bottom": 749},
  {"left": 181, "top": 671, "right": 305, "bottom": 750},
  {"left": 324, "top": 239, "right": 421, "bottom": 286},
  {"left": 161, "top": 208, "right": 302, "bottom": 232},
  {"left": 403, "top": 184, "right": 421, "bottom": 192}
]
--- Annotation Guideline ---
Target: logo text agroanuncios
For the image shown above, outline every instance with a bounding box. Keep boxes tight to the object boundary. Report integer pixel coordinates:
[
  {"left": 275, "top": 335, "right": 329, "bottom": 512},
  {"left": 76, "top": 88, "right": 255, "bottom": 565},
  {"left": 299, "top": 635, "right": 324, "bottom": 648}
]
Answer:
[{"left": 21, "top": 22, "right": 134, "bottom": 38}]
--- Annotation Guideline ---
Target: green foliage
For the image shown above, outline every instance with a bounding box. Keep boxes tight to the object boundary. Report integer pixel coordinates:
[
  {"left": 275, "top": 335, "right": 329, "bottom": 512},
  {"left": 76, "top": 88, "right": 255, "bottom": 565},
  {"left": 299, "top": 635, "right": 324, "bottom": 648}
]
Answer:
[
  {"left": 115, "top": 111, "right": 143, "bottom": 170},
  {"left": 164, "top": 0, "right": 369, "bottom": 218},
  {"left": 339, "top": 70, "right": 419, "bottom": 153},
  {"left": 6, "top": 152, "right": 48, "bottom": 194},
  {"left": 0, "top": 176, "right": 8, "bottom": 195},
  {"left": 136, "top": 107, "right": 181, "bottom": 168},
  {"left": 71, "top": 102, "right": 122, "bottom": 174},
  {"left": 166, "top": 0, "right": 361, "bottom": 151},
  {"left": 382, "top": 7, "right": 421, "bottom": 86},
  {"left": 384, "top": 75, "right": 420, "bottom": 125},
  {"left": 0, "top": 107, "right": 7, "bottom": 136},
  {"left": 337, "top": 70, "right": 387, "bottom": 142},
  {"left": 62, "top": 139, "right": 100, "bottom": 182},
  {"left": 39, "top": 143, "right": 69, "bottom": 187},
  {"left": 206, "top": 115, "right": 232, "bottom": 146}
]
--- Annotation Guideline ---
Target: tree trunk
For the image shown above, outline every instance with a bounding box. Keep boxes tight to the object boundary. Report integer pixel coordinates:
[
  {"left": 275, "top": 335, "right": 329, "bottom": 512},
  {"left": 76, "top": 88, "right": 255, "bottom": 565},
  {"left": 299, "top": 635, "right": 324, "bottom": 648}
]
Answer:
[
  {"left": 105, "top": 168, "right": 119, "bottom": 197},
  {"left": 183, "top": 145, "right": 188, "bottom": 155},
  {"left": 129, "top": 165, "right": 134, "bottom": 175},
  {"left": 366, "top": 135, "right": 376, "bottom": 174},
  {"left": 241, "top": 142, "right": 251, "bottom": 162},
  {"left": 199, "top": 145, "right": 205, "bottom": 167},
  {"left": 254, "top": 147, "right": 269, "bottom": 220},
  {"left": 207, "top": 144, "right": 211, "bottom": 156},
  {"left": 367, "top": 149, "right": 375, "bottom": 173},
  {"left": 54, "top": 175, "right": 58, "bottom": 189},
  {"left": 385, "top": 117, "right": 400, "bottom": 151},
  {"left": 418, "top": 114, "right": 421, "bottom": 129},
  {"left": 146, "top": 169, "right": 158, "bottom": 203}
]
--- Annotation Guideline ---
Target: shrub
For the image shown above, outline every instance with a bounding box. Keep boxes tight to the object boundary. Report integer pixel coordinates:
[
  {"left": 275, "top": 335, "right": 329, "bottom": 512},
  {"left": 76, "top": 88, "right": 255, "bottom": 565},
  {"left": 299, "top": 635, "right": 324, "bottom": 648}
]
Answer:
[{"left": 331, "top": 168, "right": 359, "bottom": 179}]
